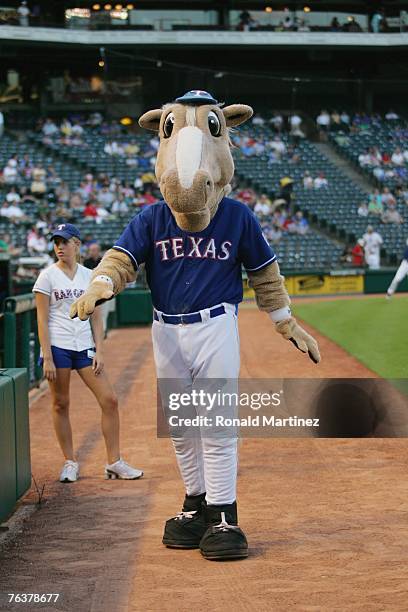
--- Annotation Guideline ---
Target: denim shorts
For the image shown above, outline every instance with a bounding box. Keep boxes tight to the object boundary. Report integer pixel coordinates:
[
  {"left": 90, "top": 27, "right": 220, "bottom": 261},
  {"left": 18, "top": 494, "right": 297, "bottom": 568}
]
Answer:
[{"left": 39, "top": 346, "right": 95, "bottom": 370}]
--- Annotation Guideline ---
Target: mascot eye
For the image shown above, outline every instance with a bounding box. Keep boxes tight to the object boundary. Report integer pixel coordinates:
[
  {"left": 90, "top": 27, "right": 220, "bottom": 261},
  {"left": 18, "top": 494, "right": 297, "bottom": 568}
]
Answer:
[
  {"left": 163, "top": 113, "right": 175, "bottom": 138},
  {"left": 208, "top": 111, "right": 221, "bottom": 137}
]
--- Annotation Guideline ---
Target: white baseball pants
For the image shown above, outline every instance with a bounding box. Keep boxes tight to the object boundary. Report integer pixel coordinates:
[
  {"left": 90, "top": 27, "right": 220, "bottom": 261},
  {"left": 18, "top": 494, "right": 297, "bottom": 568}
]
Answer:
[
  {"left": 387, "top": 259, "right": 408, "bottom": 295},
  {"left": 152, "top": 303, "right": 240, "bottom": 505}
]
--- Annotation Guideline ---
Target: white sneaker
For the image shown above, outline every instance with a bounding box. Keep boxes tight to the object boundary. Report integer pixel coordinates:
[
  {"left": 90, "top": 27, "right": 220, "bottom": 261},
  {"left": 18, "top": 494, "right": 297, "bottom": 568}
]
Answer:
[
  {"left": 105, "top": 458, "right": 143, "bottom": 480},
  {"left": 59, "top": 460, "right": 79, "bottom": 483}
]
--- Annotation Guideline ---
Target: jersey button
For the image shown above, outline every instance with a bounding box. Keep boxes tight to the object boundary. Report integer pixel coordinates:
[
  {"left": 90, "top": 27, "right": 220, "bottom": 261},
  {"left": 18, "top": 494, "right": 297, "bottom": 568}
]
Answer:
[{"left": 185, "top": 281, "right": 190, "bottom": 285}]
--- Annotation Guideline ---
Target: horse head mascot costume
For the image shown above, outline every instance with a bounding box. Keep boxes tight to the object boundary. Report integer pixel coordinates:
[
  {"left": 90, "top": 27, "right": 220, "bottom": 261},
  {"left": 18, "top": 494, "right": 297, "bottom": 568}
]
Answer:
[{"left": 71, "top": 90, "right": 320, "bottom": 561}]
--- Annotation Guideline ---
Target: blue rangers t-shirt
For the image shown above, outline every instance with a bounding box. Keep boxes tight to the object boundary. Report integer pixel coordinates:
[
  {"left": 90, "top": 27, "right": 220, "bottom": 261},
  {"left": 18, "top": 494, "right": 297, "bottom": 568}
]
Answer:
[{"left": 113, "top": 197, "right": 276, "bottom": 315}]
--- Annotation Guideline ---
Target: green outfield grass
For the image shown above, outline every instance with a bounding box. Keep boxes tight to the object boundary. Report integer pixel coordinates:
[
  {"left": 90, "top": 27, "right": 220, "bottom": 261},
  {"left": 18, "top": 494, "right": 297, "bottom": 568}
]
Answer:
[{"left": 295, "top": 296, "right": 408, "bottom": 378}]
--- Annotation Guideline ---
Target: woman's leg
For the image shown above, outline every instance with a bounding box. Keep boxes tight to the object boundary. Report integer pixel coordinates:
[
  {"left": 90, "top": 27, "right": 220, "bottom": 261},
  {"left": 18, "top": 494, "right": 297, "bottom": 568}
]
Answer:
[
  {"left": 76, "top": 367, "right": 120, "bottom": 464},
  {"left": 48, "top": 368, "right": 74, "bottom": 460}
]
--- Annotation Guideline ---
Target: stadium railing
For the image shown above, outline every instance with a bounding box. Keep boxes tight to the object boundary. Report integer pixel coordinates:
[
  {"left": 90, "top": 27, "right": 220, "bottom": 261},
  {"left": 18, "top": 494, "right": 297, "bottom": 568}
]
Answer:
[{"left": 2, "top": 294, "right": 42, "bottom": 390}]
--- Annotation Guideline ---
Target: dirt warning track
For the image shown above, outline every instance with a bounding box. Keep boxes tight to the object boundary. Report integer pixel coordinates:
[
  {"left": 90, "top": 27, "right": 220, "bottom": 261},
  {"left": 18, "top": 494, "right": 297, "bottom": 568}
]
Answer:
[{"left": 1, "top": 308, "right": 407, "bottom": 612}]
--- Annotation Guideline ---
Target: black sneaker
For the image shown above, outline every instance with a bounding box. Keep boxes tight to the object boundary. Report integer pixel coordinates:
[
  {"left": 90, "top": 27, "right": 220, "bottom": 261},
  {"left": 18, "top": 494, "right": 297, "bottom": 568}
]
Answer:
[
  {"left": 200, "top": 501, "right": 248, "bottom": 560},
  {"left": 162, "top": 493, "right": 207, "bottom": 549}
]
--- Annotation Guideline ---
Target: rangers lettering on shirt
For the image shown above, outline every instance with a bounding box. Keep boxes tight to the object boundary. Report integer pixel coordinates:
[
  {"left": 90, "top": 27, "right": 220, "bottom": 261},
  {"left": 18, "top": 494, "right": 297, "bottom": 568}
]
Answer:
[
  {"left": 155, "top": 236, "right": 232, "bottom": 262},
  {"left": 54, "top": 288, "right": 85, "bottom": 301}
]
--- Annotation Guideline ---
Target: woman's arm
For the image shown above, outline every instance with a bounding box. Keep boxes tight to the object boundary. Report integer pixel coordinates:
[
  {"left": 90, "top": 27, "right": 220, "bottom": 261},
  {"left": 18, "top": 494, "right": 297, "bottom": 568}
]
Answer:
[
  {"left": 90, "top": 306, "right": 104, "bottom": 375},
  {"left": 34, "top": 292, "right": 56, "bottom": 381}
]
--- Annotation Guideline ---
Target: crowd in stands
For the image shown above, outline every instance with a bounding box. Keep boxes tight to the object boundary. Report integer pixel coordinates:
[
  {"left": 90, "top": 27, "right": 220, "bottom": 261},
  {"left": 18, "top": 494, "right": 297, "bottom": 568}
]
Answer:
[
  {"left": 316, "top": 109, "right": 404, "bottom": 134},
  {"left": 236, "top": 11, "right": 382, "bottom": 33},
  {"left": 235, "top": 186, "right": 309, "bottom": 243},
  {"left": 0, "top": 110, "right": 406, "bottom": 276},
  {"left": 0, "top": 116, "right": 164, "bottom": 262},
  {"left": 355, "top": 188, "right": 405, "bottom": 225}
]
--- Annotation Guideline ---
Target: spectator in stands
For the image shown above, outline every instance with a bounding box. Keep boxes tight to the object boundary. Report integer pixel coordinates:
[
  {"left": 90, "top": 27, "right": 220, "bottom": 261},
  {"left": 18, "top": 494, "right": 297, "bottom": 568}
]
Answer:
[
  {"left": 279, "top": 177, "right": 294, "bottom": 209},
  {"left": 111, "top": 194, "right": 129, "bottom": 216},
  {"left": 357, "top": 202, "right": 369, "bottom": 217},
  {"left": 266, "top": 224, "right": 282, "bottom": 244},
  {"left": 371, "top": 11, "right": 383, "bottom": 33},
  {"left": 0, "top": 232, "right": 22, "bottom": 256},
  {"left": 30, "top": 165, "right": 47, "bottom": 196},
  {"left": 252, "top": 114, "right": 265, "bottom": 126},
  {"left": 0, "top": 200, "right": 25, "bottom": 222},
  {"left": 292, "top": 211, "right": 309, "bottom": 235},
  {"left": 42, "top": 118, "right": 59, "bottom": 138},
  {"left": 289, "top": 114, "right": 304, "bottom": 140},
  {"left": 283, "top": 15, "right": 294, "bottom": 31},
  {"left": 269, "top": 136, "right": 287, "bottom": 158},
  {"left": 385, "top": 110, "right": 399, "bottom": 121},
  {"left": 297, "top": 19, "right": 310, "bottom": 32},
  {"left": 254, "top": 194, "right": 272, "bottom": 218},
  {"left": 237, "top": 10, "right": 255, "bottom": 31},
  {"left": 17, "top": 1, "right": 30, "bottom": 26},
  {"left": 382, "top": 202, "right": 403, "bottom": 225},
  {"left": 330, "top": 17, "right": 340, "bottom": 31},
  {"left": 287, "top": 145, "right": 301, "bottom": 164},
  {"left": 270, "top": 113, "right": 284, "bottom": 133},
  {"left": 72, "top": 121, "right": 84, "bottom": 137},
  {"left": 27, "top": 226, "right": 47, "bottom": 255},
  {"left": 330, "top": 110, "right": 342, "bottom": 131},
  {"left": 19, "top": 154, "right": 33, "bottom": 178},
  {"left": 340, "top": 111, "right": 350, "bottom": 129},
  {"left": 314, "top": 172, "right": 328, "bottom": 189},
  {"left": 316, "top": 110, "right": 331, "bottom": 132},
  {"left": 95, "top": 201, "right": 109, "bottom": 223},
  {"left": 139, "top": 190, "right": 157, "bottom": 206},
  {"left": 368, "top": 189, "right": 384, "bottom": 215},
  {"left": 344, "top": 17, "right": 362, "bottom": 33},
  {"left": 351, "top": 239, "right": 365, "bottom": 267},
  {"left": 97, "top": 186, "right": 115, "bottom": 209},
  {"left": 391, "top": 147, "right": 405, "bottom": 166},
  {"left": 340, "top": 245, "right": 353, "bottom": 265},
  {"left": 6, "top": 186, "right": 21, "bottom": 204},
  {"left": 358, "top": 148, "right": 371, "bottom": 167},
  {"left": 83, "top": 242, "right": 102, "bottom": 270},
  {"left": 303, "top": 171, "right": 314, "bottom": 189},
  {"left": 55, "top": 181, "right": 70, "bottom": 205},
  {"left": 362, "top": 225, "right": 383, "bottom": 269},
  {"left": 141, "top": 171, "right": 156, "bottom": 190},
  {"left": 381, "top": 187, "right": 397, "bottom": 207},
  {"left": 83, "top": 200, "right": 98, "bottom": 219},
  {"left": 3, "top": 158, "right": 18, "bottom": 185}
]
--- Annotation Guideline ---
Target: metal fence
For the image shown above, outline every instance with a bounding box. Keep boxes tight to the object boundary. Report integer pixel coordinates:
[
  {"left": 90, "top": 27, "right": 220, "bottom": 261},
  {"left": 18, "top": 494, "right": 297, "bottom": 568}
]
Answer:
[{"left": 1, "top": 294, "right": 42, "bottom": 389}]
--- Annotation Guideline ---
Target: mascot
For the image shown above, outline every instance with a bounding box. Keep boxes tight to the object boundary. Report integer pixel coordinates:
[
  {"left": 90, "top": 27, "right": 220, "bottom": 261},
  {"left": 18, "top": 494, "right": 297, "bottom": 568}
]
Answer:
[{"left": 71, "top": 90, "right": 320, "bottom": 561}]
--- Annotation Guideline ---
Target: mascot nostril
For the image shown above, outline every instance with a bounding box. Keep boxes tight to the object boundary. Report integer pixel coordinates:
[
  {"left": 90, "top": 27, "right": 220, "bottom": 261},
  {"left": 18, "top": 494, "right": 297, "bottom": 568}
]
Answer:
[{"left": 73, "top": 89, "right": 321, "bottom": 561}]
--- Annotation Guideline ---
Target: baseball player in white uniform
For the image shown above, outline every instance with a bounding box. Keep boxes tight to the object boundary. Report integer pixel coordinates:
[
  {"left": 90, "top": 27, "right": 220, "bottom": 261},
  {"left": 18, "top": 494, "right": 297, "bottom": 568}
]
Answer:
[
  {"left": 387, "top": 240, "right": 408, "bottom": 297},
  {"left": 362, "top": 225, "right": 383, "bottom": 270}
]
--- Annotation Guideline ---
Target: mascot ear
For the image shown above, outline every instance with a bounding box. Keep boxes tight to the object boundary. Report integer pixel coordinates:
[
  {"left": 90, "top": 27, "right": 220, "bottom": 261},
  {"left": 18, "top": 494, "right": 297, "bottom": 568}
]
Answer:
[
  {"left": 223, "top": 104, "right": 253, "bottom": 127},
  {"left": 139, "top": 109, "right": 163, "bottom": 131}
]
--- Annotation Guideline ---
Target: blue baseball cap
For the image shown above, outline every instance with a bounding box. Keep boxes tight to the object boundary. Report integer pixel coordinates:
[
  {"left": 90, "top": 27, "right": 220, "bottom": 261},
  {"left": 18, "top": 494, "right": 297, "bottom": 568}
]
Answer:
[
  {"left": 51, "top": 223, "right": 81, "bottom": 241},
  {"left": 175, "top": 90, "right": 218, "bottom": 106}
]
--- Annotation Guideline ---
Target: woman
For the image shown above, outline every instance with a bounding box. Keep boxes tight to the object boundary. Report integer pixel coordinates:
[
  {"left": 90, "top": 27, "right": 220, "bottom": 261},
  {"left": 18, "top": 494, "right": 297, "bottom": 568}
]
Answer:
[{"left": 33, "top": 223, "right": 143, "bottom": 483}]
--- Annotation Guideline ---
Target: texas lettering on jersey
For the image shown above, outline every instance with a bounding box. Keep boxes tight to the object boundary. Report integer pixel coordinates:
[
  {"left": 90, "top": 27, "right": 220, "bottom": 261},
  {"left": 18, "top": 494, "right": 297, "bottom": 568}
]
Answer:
[
  {"left": 155, "top": 236, "right": 232, "bottom": 262},
  {"left": 53, "top": 288, "right": 85, "bottom": 301}
]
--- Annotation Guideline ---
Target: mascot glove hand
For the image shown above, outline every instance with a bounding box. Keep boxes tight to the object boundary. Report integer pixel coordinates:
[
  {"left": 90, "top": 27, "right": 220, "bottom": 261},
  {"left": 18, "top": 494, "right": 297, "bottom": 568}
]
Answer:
[
  {"left": 70, "top": 281, "right": 114, "bottom": 321},
  {"left": 275, "top": 317, "right": 321, "bottom": 364}
]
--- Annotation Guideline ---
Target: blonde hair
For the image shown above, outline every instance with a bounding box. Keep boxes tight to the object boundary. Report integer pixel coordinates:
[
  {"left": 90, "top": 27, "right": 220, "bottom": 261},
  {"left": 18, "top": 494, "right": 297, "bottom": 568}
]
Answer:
[{"left": 71, "top": 237, "right": 82, "bottom": 264}]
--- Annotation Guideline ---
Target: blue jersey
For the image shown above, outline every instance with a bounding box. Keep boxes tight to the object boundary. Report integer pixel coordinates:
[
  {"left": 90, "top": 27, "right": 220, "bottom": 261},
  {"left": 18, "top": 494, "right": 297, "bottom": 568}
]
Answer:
[
  {"left": 113, "top": 197, "right": 276, "bottom": 314},
  {"left": 404, "top": 247, "right": 408, "bottom": 261}
]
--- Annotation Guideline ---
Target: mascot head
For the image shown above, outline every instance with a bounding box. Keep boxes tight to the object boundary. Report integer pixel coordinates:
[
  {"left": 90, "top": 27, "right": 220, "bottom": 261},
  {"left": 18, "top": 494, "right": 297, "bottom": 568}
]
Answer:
[{"left": 139, "top": 90, "right": 253, "bottom": 232}]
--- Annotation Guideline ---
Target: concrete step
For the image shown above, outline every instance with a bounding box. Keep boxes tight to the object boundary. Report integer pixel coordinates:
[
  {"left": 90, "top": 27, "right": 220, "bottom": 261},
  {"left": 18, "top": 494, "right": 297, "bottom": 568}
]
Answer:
[{"left": 314, "top": 141, "right": 373, "bottom": 193}]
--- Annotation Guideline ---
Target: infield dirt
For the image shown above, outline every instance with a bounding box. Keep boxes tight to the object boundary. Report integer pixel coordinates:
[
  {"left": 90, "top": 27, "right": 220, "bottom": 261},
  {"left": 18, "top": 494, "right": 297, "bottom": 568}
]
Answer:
[{"left": 1, "top": 308, "right": 407, "bottom": 612}]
